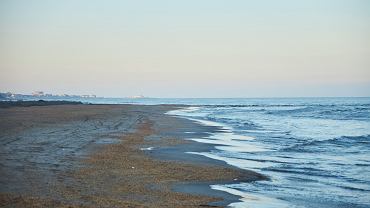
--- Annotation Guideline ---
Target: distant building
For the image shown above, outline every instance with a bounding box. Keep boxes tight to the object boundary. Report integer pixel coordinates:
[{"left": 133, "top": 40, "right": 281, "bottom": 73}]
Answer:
[
  {"left": 32, "top": 91, "right": 44, "bottom": 96},
  {"left": 81, "top": 95, "right": 97, "bottom": 98},
  {"left": 129, "top": 95, "right": 145, "bottom": 99}
]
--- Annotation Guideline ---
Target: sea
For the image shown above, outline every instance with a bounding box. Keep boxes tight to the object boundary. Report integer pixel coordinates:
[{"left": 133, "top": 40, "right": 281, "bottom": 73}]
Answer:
[{"left": 21, "top": 97, "right": 370, "bottom": 207}]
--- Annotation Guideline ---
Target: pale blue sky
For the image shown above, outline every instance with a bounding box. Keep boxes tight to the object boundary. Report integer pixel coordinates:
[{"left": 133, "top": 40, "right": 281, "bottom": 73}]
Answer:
[{"left": 1, "top": 0, "right": 369, "bottom": 97}]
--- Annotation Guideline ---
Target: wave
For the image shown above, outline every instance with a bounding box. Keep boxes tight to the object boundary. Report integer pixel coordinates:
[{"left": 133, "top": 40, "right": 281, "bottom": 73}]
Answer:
[
  {"left": 266, "top": 105, "right": 370, "bottom": 121},
  {"left": 202, "top": 104, "right": 304, "bottom": 107},
  {"left": 169, "top": 100, "right": 370, "bottom": 207},
  {"left": 199, "top": 103, "right": 370, "bottom": 108},
  {"left": 262, "top": 163, "right": 340, "bottom": 177},
  {"left": 203, "top": 116, "right": 261, "bottom": 130},
  {"left": 281, "top": 135, "right": 370, "bottom": 153}
]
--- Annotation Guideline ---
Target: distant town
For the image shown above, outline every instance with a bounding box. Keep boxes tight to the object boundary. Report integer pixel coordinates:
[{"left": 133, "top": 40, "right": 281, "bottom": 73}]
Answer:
[
  {"left": 0, "top": 91, "right": 98, "bottom": 101},
  {"left": 0, "top": 91, "right": 147, "bottom": 101}
]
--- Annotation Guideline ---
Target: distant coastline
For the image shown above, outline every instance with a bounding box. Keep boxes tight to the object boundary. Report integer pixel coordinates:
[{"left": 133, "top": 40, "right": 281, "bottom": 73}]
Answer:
[
  {"left": 0, "top": 91, "right": 148, "bottom": 101},
  {"left": 0, "top": 91, "right": 97, "bottom": 101}
]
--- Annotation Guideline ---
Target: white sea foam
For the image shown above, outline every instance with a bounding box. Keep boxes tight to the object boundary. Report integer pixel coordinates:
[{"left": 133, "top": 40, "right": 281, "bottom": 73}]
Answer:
[
  {"left": 187, "top": 152, "right": 270, "bottom": 170},
  {"left": 166, "top": 107, "right": 201, "bottom": 116},
  {"left": 169, "top": 106, "right": 267, "bottom": 153},
  {"left": 140, "top": 147, "right": 154, "bottom": 151},
  {"left": 185, "top": 117, "right": 268, "bottom": 153},
  {"left": 170, "top": 107, "right": 280, "bottom": 207},
  {"left": 186, "top": 117, "right": 231, "bottom": 131},
  {"left": 211, "top": 185, "right": 295, "bottom": 208}
]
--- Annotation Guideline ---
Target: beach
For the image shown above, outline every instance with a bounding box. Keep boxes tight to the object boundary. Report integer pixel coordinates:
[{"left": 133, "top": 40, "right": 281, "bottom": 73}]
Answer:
[{"left": 0, "top": 102, "right": 266, "bottom": 207}]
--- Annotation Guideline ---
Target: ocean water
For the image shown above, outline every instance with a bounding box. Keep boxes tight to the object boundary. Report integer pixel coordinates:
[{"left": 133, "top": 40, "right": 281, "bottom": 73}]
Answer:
[
  {"left": 166, "top": 98, "right": 370, "bottom": 208},
  {"left": 25, "top": 97, "right": 370, "bottom": 207}
]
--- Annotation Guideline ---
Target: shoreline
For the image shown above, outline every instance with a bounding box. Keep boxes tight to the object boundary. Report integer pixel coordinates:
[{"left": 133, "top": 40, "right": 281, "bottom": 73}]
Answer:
[{"left": 0, "top": 102, "right": 267, "bottom": 207}]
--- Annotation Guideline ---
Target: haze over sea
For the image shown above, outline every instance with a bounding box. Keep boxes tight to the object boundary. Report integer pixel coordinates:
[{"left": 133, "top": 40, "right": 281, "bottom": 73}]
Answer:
[{"left": 26, "top": 97, "right": 370, "bottom": 208}]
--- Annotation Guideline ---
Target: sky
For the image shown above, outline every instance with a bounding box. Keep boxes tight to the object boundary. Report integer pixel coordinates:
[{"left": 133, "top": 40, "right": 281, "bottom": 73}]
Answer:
[{"left": 0, "top": 0, "right": 369, "bottom": 98}]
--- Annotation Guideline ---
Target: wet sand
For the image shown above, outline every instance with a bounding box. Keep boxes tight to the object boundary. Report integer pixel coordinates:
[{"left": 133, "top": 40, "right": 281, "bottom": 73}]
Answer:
[{"left": 0, "top": 103, "right": 266, "bottom": 207}]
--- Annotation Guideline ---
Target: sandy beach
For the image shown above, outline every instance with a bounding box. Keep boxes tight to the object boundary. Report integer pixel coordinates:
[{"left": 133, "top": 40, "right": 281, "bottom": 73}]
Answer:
[{"left": 0, "top": 102, "right": 266, "bottom": 207}]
